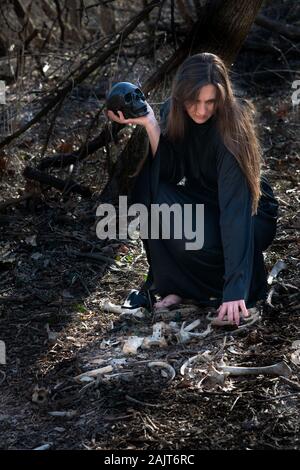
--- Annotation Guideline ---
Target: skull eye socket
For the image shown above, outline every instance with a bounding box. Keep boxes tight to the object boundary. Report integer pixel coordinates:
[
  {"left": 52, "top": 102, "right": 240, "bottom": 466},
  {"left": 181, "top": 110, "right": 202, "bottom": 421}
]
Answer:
[
  {"left": 124, "top": 92, "right": 133, "bottom": 103},
  {"left": 135, "top": 88, "right": 145, "bottom": 101}
]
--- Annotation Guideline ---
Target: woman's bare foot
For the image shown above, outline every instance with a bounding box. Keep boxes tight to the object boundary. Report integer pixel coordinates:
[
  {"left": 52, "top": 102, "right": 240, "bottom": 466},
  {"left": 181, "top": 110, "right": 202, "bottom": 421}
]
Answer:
[{"left": 154, "top": 294, "right": 182, "bottom": 310}]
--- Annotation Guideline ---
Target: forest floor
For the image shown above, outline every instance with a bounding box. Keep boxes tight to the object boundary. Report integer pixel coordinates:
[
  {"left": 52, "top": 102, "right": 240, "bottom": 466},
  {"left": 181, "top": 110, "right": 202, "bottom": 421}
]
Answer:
[{"left": 0, "top": 55, "right": 299, "bottom": 450}]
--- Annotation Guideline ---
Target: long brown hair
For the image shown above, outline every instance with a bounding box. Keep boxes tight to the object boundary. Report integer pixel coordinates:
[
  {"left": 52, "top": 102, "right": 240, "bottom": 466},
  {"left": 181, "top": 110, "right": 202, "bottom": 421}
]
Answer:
[{"left": 166, "top": 52, "right": 262, "bottom": 215}]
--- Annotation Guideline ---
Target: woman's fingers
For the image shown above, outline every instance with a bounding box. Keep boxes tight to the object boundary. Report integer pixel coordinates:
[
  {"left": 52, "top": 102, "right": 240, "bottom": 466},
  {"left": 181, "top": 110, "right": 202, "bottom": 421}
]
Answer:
[
  {"left": 106, "top": 109, "right": 131, "bottom": 124},
  {"left": 217, "top": 301, "right": 247, "bottom": 326},
  {"left": 106, "top": 103, "right": 157, "bottom": 128},
  {"left": 116, "top": 110, "right": 130, "bottom": 122},
  {"left": 233, "top": 303, "right": 240, "bottom": 326},
  {"left": 239, "top": 301, "right": 249, "bottom": 319},
  {"left": 227, "top": 304, "right": 234, "bottom": 323},
  {"left": 106, "top": 109, "right": 120, "bottom": 122},
  {"left": 217, "top": 304, "right": 226, "bottom": 320}
]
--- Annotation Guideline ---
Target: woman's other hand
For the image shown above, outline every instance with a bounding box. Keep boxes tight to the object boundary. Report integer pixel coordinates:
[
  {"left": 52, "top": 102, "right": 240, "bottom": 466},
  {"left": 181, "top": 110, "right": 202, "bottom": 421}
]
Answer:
[{"left": 217, "top": 299, "right": 249, "bottom": 326}]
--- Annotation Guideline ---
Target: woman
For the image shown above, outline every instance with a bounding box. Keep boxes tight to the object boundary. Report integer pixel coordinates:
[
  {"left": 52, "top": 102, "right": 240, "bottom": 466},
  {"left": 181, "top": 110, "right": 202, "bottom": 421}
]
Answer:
[{"left": 107, "top": 52, "right": 278, "bottom": 325}]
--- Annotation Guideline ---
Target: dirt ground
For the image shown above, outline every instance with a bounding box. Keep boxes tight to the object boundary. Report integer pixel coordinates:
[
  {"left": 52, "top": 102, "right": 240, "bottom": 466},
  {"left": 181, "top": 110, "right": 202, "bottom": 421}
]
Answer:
[{"left": 0, "top": 45, "right": 299, "bottom": 450}]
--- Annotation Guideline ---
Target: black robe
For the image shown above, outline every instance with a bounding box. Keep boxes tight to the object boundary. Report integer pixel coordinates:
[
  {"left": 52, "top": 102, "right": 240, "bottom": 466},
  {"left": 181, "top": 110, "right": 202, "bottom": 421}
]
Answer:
[{"left": 130, "top": 100, "right": 278, "bottom": 308}]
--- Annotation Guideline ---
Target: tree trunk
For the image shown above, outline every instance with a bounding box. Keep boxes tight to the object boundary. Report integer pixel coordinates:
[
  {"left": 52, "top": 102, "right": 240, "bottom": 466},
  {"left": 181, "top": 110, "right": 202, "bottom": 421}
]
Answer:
[
  {"left": 99, "top": 3, "right": 116, "bottom": 36},
  {"left": 193, "top": 0, "right": 264, "bottom": 67}
]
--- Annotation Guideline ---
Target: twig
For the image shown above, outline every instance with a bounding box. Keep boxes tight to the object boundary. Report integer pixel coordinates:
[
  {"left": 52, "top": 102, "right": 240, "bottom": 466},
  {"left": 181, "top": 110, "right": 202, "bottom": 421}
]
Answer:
[
  {"left": 0, "top": 370, "right": 6, "bottom": 385},
  {"left": 125, "top": 395, "right": 162, "bottom": 407},
  {"left": 41, "top": 95, "right": 66, "bottom": 158},
  {"left": 279, "top": 376, "right": 300, "bottom": 391}
]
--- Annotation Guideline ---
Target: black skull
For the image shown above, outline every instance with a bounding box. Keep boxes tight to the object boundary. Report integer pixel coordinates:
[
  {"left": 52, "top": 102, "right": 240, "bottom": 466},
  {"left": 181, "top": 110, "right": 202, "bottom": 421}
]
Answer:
[{"left": 106, "top": 82, "right": 148, "bottom": 119}]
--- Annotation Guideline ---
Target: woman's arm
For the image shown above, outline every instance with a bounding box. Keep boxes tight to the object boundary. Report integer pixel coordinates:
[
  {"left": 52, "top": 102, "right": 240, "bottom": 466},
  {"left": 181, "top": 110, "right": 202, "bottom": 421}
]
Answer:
[
  {"left": 106, "top": 102, "right": 161, "bottom": 157},
  {"left": 216, "top": 141, "right": 254, "bottom": 324},
  {"left": 107, "top": 100, "right": 184, "bottom": 185}
]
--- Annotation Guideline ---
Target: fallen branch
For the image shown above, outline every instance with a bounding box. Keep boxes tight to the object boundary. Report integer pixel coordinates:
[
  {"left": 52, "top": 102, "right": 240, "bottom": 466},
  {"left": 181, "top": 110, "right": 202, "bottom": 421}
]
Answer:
[
  {"left": 0, "top": 295, "right": 32, "bottom": 303},
  {"left": 23, "top": 166, "right": 92, "bottom": 198},
  {"left": 37, "top": 121, "right": 112, "bottom": 170},
  {"left": 0, "top": 192, "right": 37, "bottom": 211},
  {"left": 74, "top": 251, "right": 116, "bottom": 264},
  {"left": 255, "top": 14, "right": 300, "bottom": 41}
]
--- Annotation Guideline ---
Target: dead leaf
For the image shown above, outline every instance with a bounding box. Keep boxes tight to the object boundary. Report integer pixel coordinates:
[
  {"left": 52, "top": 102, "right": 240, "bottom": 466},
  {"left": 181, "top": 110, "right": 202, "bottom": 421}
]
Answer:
[{"left": 57, "top": 141, "right": 73, "bottom": 153}]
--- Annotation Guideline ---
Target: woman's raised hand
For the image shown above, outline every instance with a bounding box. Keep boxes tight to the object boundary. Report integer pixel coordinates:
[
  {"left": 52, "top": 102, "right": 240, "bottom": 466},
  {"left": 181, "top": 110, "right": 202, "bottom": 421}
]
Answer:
[{"left": 106, "top": 102, "right": 157, "bottom": 129}]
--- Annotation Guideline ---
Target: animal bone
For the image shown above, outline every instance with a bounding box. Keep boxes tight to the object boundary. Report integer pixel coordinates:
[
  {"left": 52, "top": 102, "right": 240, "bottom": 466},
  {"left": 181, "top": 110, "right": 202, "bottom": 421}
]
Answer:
[
  {"left": 122, "top": 336, "right": 144, "bottom": 355},
  {"left": 180, "top": 351, "right": 213, "bottom": 376},
  {"left": 291, "top": 340, "right": 300, "bottom": 350},
  {"left": 142, "top": 322, "right": 168, "bottom": 349},
  {"left": 167, "top": 321, "right": 180, "bottom": 332},
  {"left": 198, "top": 365, "right": 228, "bottom": 389},
  {"left": 101, "top": 301, "right": 146, "bottom": 319},
  {"left": 183, "top": 318, "right": 201, "bottom": 332},
  {"left": 45, "top": 323, "right": 59, "bottom": 344},
  {"left": 48, "top": 410, "right": 77, "bottom": 418},
  {"left": 267, "top": 259, "right": 287, "bottom": 285},
  {"left": 148, "top": 361, "right": 176, "bottom": 381},
  {"left": 33, "top": 443, "right": 53, "bottom": 451},
  {"left": 266, "top": 287, "right": 276, "bottom": 308},
  {"left": 217, "top": 361, "right": 292, "bottom": 377},
  {"left": 120, "top": 307, "right": 147, "bottom": 320},
  {"left": 177, "top": 320, "right": 211, "bottom": 344},
  {"left": 291, "top": 349, "right": 300, "bottom": 366},
  {"left": 74, "top": 365, "right": 113, "bottom": 382},
  {"left": 101, "top": 301, "right": 122, "bottom": 314},
  {"left": 32, "top": 386, "right": 49, "bottom": 404}
]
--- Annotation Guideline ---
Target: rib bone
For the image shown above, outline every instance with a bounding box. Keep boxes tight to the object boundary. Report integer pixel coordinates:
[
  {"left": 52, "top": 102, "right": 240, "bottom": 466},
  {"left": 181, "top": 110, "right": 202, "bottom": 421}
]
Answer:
[
  {"left": 148, "top": 361, "right": 176, "bottom": 381},
  {"left": 177, "top": 320, "right": 211, "bottom": 344}
]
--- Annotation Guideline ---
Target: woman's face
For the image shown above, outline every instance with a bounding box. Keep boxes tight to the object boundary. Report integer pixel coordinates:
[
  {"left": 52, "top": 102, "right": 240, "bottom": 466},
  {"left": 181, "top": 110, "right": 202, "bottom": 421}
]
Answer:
[{"left": 184, "top": 84, "right": 217, "bottom": 124}]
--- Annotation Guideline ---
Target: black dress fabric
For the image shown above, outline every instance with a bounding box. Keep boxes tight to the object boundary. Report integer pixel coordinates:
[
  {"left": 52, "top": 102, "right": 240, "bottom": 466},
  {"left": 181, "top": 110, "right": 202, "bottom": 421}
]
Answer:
[{"left": 130, "top": 100, "right": 278, "bottom": 309}]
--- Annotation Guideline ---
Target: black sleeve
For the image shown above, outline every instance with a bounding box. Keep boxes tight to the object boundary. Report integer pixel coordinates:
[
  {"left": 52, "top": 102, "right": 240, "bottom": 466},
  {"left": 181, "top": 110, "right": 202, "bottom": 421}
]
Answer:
[
  {"left": 152, "top": 99, "right": 184, "bottom": 185},
  {"left": 216, "top": 141, "right": 254, "bottom": 303}
]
